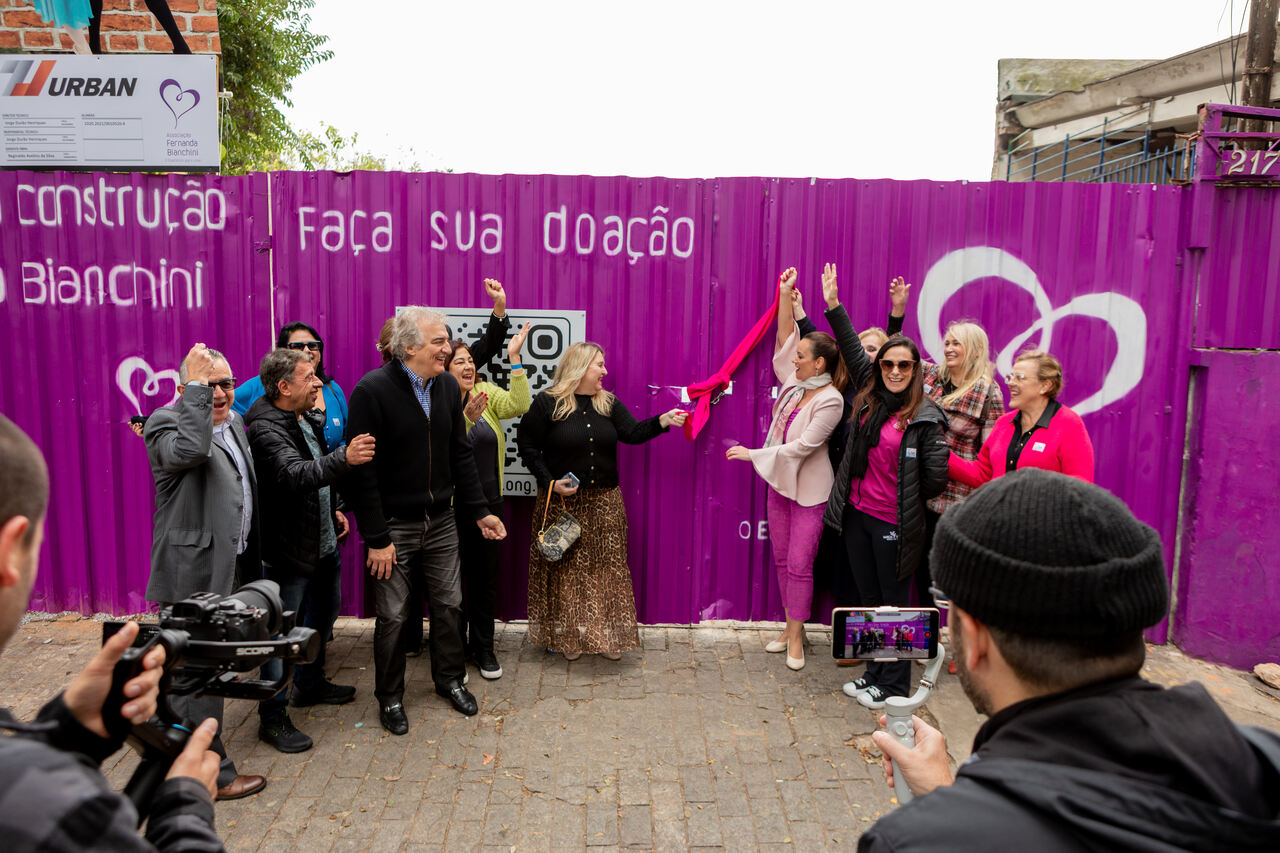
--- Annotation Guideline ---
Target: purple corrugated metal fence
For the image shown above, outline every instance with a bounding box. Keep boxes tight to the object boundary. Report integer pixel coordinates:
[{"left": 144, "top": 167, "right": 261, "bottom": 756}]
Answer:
[
  {"left": 0, "top": 170, "right": 270, "bottom": 614},
  {"left": 3, "top": 169, "right": 1278, "bottom": 668}
]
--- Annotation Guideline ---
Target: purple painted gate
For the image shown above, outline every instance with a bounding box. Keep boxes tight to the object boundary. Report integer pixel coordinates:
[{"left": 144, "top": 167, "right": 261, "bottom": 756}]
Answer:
[{"left": 2, "top": 168, "right": 1277, "bottom": 668}]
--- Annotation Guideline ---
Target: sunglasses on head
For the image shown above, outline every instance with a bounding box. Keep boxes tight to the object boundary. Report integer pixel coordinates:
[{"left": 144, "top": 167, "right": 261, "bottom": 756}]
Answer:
[
  {"left": 286, "top": 340, "right": 323, "bottom": 352},
  {"left": 879, "top": 359, "right": 916, "bottom": 373}
]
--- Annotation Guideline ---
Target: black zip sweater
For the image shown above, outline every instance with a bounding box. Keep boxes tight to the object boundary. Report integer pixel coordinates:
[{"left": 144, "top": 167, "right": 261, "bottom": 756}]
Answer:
[{"left": 344, "top": 361, "right": 490, "bottom": 550}]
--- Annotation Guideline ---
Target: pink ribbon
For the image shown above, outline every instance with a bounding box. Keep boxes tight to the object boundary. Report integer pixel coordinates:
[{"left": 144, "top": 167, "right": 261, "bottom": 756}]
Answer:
[{"left": 683, "top": 275, "right": 783, "bottom": 440}]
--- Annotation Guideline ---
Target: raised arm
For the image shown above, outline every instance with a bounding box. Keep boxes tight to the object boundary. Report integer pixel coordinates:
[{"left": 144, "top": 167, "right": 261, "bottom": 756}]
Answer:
[
  {"left": 820, "top": 263, "right": 873, "bottom": 391},
  {"left": 887, "top": 276, "right": 910, "bottom": 337},
  {"left": 468, "top": 278, "right": 513, "bottom": 370},
  {"left": 486, "top": 321, "right": 533, "bottom": 419},
  {"left": 776, "top": 267, "right": 797, "bottom": 352}
]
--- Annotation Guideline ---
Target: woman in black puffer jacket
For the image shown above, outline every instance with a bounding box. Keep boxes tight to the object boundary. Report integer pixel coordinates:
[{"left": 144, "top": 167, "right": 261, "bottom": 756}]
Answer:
[{"left": 817, "top": 264, "right": 949, "bottom": 709}]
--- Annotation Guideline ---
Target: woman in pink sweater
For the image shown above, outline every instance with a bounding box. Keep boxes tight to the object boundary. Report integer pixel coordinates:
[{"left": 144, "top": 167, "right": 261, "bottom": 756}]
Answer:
[
  {"left": 726, "top": 267, "right": 847, "bottom": 670},
  {"left": 949, "top": 350, "right": 1094, "bottom": 487}
]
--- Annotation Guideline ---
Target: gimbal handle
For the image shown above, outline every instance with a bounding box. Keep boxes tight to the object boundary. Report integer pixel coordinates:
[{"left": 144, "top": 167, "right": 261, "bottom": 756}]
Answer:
[{"left": 882, "top": 643, "right": 946, "bottom": 805}]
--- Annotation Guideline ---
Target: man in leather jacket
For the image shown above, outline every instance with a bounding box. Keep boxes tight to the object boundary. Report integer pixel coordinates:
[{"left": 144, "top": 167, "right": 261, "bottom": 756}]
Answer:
[{"left": 244, "top": 349, "right": 375, "bottom": 753}]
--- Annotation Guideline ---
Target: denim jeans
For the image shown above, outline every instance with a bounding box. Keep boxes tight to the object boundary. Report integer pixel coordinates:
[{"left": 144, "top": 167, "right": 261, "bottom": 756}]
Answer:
[{"left": 258, "top": 553, "right": 341, "bottom": 719}]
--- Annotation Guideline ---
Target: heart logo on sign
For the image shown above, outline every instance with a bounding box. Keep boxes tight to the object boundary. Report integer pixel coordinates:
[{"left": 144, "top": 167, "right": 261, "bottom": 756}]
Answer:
[
  {"left": 916, "top": 246, "right": 1147, "bottom": 417},
  {"left": 116, "top": 356, "right": 181, "bottom": 415},
  {"left": 159, "top": 78, "right": 200, "bottom": 127}
]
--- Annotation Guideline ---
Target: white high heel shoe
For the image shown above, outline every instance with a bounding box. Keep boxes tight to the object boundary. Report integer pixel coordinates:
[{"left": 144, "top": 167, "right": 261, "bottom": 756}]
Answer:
[
  {"left": 785, "top": 636, "right": 806, "bottom": 670},
  {"left": 765, "top": 639, "right": 788, "bottom": 653}
]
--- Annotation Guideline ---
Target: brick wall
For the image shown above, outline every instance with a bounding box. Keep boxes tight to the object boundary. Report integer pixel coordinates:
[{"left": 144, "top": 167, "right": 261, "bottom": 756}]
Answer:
[{"left": 0, "top": 0, "right": 220, "bottom": 54}]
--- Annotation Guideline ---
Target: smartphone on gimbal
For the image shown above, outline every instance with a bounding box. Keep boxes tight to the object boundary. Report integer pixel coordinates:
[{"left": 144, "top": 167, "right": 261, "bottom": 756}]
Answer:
[{"left": 831, "top": 606, "right": 939, "bottom": 662}]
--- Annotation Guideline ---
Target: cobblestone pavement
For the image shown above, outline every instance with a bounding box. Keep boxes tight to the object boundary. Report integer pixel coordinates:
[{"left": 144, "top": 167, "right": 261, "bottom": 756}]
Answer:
[{"left": 7, "top": 615, "right": 1280, "bottom": 851}]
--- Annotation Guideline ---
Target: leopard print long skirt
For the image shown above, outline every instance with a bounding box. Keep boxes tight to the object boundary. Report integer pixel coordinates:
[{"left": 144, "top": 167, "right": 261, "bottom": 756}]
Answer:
[{"left": 527, "top": 486, "right": 639, "bottom": 655}]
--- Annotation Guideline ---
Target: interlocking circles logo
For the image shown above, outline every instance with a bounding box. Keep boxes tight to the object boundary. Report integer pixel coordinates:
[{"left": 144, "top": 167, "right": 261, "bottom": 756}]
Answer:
[{"left": 916, "top": 247, "right": 1146, "bottom": 417}]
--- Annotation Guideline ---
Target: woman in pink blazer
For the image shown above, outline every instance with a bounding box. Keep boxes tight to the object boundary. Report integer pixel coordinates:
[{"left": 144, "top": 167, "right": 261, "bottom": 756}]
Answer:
[{"left": 727, "top": 268, "right": 848, "bottom": 670}]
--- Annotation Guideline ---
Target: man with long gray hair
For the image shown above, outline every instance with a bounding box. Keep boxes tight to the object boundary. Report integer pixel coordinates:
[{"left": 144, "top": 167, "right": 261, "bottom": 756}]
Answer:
[{"left": 344, "top": 307, "right": 506, "bottom": 735}]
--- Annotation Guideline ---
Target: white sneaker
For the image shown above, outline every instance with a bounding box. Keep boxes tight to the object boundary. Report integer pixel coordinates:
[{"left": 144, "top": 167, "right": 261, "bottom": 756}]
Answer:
[
  {"left": 842, "top": 678, "right": 872, "bottom": 697},
  {"left": 857, "top": 685, "right": 888, "bottom": 709}
]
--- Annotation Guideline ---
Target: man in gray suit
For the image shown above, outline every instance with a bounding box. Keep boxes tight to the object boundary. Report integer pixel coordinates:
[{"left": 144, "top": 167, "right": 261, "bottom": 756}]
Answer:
[{"left": 144, "top": 342, "right": 265, "bottom": 801}]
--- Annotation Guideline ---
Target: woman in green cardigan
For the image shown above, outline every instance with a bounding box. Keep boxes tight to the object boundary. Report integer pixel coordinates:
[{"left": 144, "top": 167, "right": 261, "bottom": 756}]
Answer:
[{"left": 446, "top": 319, "right": 532, "bottom": 680}]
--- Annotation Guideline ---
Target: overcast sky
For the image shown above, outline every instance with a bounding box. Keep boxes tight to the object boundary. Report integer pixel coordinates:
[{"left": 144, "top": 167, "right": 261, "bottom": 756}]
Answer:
[{"left": 285, "top": 1, "right": 1250, "bottom": 180}]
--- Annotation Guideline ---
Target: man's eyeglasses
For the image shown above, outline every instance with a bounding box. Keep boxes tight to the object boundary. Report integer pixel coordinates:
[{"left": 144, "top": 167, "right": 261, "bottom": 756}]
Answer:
[
  {"left": 286, "top": 340, "right": 323, "bottom": 352},
  {"left": 879, "top": 359, "right": 916, "bottom": 373},
  {"left": 209, "top": 378, "right": 236, "bottom": 391}
]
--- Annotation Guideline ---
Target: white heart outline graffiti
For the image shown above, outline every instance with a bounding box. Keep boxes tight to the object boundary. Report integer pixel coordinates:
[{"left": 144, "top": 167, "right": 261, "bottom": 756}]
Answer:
[
  {"left": 116, "top": 356, "right": 181, "bottom": 415},
  {"left": 916, "top": 246, "right": 1147, "bottom": 417}
]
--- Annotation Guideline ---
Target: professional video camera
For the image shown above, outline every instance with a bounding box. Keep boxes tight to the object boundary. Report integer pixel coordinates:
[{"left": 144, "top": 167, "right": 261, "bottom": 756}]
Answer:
[{"left": 102, "top": 580, "right": 320, "bottom": 821}]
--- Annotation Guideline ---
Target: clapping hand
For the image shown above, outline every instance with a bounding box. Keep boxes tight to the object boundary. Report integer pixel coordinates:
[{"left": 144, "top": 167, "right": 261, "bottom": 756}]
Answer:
[{"left": 464, "top": 391, "right": 489, "bottom": 423}]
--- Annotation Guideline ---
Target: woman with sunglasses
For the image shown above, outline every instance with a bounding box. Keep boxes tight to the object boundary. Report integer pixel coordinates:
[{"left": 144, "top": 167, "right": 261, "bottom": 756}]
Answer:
[
  {"left": 948, "top": 350, "right": 1094, "bottom": 486},
  {"left": 233, "top": 323, "right": 348, "bottom": 451},
  {"left": 818, "top": 263, "right": 949, "bottom": 711}
]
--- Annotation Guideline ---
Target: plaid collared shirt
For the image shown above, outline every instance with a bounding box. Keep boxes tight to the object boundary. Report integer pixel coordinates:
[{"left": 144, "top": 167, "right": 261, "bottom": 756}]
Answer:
[
  {"left": 923, "top": 363, "right": 1004, "bottom": 514},
  {"left": 399, "top": 359, "right": 435, "bottom": 419}
]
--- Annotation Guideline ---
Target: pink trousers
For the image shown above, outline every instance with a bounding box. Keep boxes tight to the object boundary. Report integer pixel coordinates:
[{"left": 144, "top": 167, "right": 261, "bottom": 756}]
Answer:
[{"left": 766, "top": 488, "right": 825, "bottom": 621}]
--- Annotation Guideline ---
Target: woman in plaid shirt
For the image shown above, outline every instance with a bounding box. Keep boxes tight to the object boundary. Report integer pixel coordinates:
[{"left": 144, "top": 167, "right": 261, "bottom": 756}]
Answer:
[{"left": 886, "top": 277, "right": 1005, "bottom": 610}]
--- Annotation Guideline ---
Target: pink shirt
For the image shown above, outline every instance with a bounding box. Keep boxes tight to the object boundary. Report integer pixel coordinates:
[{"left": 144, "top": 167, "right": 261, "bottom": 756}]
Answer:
[{"left": 848, "top": 418, "right": 905, "bottom": 524}]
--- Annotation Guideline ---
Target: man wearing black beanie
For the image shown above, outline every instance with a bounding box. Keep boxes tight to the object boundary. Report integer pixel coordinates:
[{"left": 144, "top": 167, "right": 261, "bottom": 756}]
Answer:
[{"left": 859, "top": 469, "right": 1280, "bottom": 852}]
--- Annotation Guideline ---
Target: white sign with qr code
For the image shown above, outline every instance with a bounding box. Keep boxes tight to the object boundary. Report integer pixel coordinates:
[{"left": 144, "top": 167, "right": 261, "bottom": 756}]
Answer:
[{"left": 403, "top": 306, "right": 587, "bottom": 498}]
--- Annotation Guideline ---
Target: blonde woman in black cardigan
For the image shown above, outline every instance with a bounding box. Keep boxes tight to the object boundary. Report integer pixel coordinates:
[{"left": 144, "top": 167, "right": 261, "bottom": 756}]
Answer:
[{"left": 516, "top": 342, "right": 687, "bottom": 661}]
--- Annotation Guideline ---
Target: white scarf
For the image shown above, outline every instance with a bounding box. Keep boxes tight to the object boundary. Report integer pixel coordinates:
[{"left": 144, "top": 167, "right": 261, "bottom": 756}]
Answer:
[
  {"left": 765, "top": 373, "right": 833, "bottom": 447},
  {"left": 795, "top": 372, "right": 833, "bottom": 391}
]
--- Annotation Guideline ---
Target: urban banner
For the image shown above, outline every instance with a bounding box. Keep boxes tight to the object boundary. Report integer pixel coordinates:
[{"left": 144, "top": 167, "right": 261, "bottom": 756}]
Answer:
[{"left": 0, "top": 55, "right": 218, "bottom": 171}]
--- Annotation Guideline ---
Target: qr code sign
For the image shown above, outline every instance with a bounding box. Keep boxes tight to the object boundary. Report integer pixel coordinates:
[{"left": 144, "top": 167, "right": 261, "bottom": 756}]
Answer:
[{"left": 422, "top": 306, "right": 586, "bottom": 498}]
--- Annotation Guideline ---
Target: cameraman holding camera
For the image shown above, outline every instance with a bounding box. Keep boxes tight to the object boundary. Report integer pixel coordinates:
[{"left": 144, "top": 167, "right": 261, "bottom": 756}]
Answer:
[
  {"left": 0, "top": 415, "right": 224, "bottom": 851},
  {"left": 860, "top": 470, "right": 1280, "bottom": 852}
]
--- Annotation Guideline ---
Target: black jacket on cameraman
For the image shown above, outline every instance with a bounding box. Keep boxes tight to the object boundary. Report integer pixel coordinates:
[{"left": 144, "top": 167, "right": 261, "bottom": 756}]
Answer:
[
  {"left": 244, "top": 397, "right": 352, "bottom": 576},
  {"left": 820, "top": 303, "right": 949, "bottom": 580},
  {"left": 859, "top": 676, "right": 1280, "bottom": 852},
  {"left": 0, "top": 696, "right": 223, "bottom": 851}
]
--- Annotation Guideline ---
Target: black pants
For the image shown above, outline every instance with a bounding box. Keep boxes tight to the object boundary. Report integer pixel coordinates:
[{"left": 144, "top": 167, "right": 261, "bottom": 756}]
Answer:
[
  {"left": 913, "top": 508, "right": 942, "bottom": 607},
  {"left": 457, "top": 506, "right": 501, "bottom": 656},
  {"left": 842, "top": 505, "right": 912, "bottom": 698},
  {"left": 373, "top": 511, "right": 464, "bottom": 705},
  {"left": 88, "top": 0, "right": 190, "bottom": 54}
]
